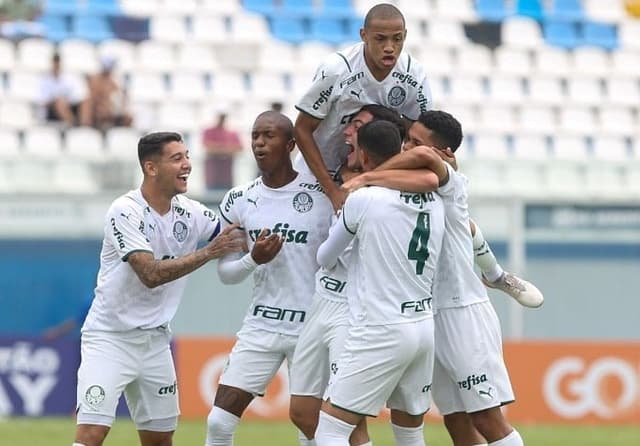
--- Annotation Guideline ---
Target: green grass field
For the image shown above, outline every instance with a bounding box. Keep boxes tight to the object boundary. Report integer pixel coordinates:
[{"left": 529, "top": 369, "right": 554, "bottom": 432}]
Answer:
[{"left": 1, "top": 417, "right": 638, "bottom": 446}]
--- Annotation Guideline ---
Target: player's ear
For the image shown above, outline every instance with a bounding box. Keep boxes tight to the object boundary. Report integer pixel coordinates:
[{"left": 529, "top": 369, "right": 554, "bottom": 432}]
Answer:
[
  {"left": 288, "top": 138, "right": 296, "bottom": 153},
  {"left": 143, "top": 159, "right": 157, "bottom": 177},
  {"left": 359, "top": 27, "right": 366, "bottom": 42}
]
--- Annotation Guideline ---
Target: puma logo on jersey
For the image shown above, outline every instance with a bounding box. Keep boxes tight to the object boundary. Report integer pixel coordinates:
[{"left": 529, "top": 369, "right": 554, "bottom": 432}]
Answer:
[
  {"left": 247, "top": 197, "right": 259, "bottom": 207},
  {"left": 248, "top": 223, "right": 309, "bottom": 244},
  {"left": 350, "top": 89, "right": 362, "bottom": 99}
]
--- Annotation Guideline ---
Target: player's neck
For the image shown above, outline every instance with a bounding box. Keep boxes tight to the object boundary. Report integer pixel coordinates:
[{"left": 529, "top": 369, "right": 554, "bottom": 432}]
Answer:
[
  {"left": 261, "top": 168, "right": 298, "bottom": 189},
  {"left": 364, "top": 52, "right": 393, "bottom": 82},
  {"left": 140, "top": 183, "right": 173, "bottom": 215}
]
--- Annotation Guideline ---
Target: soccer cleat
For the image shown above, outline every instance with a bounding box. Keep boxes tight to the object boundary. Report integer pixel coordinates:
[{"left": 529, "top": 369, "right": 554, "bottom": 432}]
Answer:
[{"left": 482, "top": 272, "right": 544, "bottom": 308}]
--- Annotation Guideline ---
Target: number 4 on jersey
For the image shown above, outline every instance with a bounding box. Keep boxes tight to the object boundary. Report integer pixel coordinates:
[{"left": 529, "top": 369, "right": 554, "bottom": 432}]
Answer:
[{"left": 408, "top": 212, "right": 430, "bottom": 275}]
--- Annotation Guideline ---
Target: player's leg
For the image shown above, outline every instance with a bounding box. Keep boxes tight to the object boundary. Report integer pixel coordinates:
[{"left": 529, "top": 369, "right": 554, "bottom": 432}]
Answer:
[
  {"left": 74, "top": 331, "right": 139, "bottom": 446},
  {"left": 127, "top": 328, "right": 179, "bottom": 446},
  {"left": 470, "top": 220, "right": 543, "bottom": 308},
  {"left": 468, "top": 407, "right": 523, "bottom": 445},
  {"left": 291, "top": 395, "right": 323, "bottom": 440},
  {"left": 442, "top": 412, "right": 487, "bottom": 446},
  {"left": 316, "top": 400, "right": 363, "bottom": 446}
]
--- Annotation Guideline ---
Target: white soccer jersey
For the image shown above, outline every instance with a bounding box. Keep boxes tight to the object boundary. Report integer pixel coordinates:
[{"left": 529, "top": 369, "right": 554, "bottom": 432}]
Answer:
[
  {"left": 314, "top": 214, "right": 351, "bottom": 302},
  {"left": 433, "top": 164, "right": 490, "bottom": 310},
  {"left": 295, "top": 42, "right": 433, "bottom": 174},
  {"left": 340, "top": 187, "right": 445, "bottom": 325},
  {"left": 83, "top": 190, "right": 221, "bottom": 332},
  {"left": 219, "top": 173, "right": 333, "bottom": 336}
]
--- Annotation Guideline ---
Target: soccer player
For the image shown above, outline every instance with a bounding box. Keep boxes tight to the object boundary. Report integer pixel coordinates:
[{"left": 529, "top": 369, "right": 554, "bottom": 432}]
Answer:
[
  {"left": 73, "top": 132, "right": 245, "bottom": 446},
  {"left": 205, "top": 111, "right": 333, "bottom": 446},
  {"left": 289, "top": 104, "right": 417, "bottom": 446},
  {"left": 403, "top": 112, "right": 526, "bottom": 446},
  {"left": 294, "top": 3, "right": 432, "bottom": 211},
  {"left": 315, "top": 120, "right": 445, "bottom": 446}
]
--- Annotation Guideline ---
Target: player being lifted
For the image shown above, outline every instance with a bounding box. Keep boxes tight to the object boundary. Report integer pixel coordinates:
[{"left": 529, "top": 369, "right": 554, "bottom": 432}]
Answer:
[{"left": 294, "top": 3, "right": 432, "bottom": 211}]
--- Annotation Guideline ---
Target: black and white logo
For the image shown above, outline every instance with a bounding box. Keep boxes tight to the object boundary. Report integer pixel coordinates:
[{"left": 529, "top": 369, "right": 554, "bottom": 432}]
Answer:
[
  {"left": 292, "top": 192, "right": 313, "bottom": 213},
  {"left": 85, "top": 385, "right": 105, "bottom": 408},
  {"left": 388, "top": 86, "right": 407, "bottom": 106},
  {"left": 173, "top": 221, "right": 188, "bottom": 242}
]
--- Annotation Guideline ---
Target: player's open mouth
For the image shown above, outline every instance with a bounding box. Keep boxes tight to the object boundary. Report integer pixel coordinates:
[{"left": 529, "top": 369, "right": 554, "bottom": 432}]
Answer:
[
  {"left": 178, "top": 173, "right": 189, "bottom": 183},
  {"left": 382, "top": 56, "right": 395, "bottom": 66}
]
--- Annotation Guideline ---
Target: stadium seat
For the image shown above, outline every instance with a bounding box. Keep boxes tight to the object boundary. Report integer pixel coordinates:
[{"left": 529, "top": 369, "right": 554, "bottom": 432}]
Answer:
[
  {"left": 533, "top": 46, "right": 572, "bottom": 76},
  {"left": 200, "top": 0, "right": 242, "bottom": 15},
  {"left": 23, "top": 126, "right": 63, "bottom": 159},
  {"left": 119, "top": 0, "right": 157, "bottom": 16},
  {"left": 83, "top": 0, "right": 121, "bottom": 16},
  {"left": 512, "top": 134, "right": 551, "bottom": 160},
  {"left": 566, "top": 77, "right": 604, "bottom": 106},
  {"left": 543, "top": 20, "right": 580, "bottom": 49},
  {"left": 433, "top": 0, "right": 477, "bottom": 21},
  {"left": 110, "top": 15, "right": 150, "bottom": 42},
  {"left": 322, "top": 0, "right": 357, "bottom": 19},
  {"left": 0, "top": 128, "right": 22, "bottom": 159},
  {"left": 519, "top": 106, "right": 557, "bottom": 134},
  {"left": 592, "top": 135, "right": 631, "bottom": 162},
  {"left": 618, "top": 19, "right": 640, "bottom": 50},
  {"left": 583, "top": 163, "right": 627, "bottom": 198},
  {"left": 476, "top": 0, "right": 512, "bottom": 22},
  {"left": 211, "top": 71, "right": 249, "bottom": 101},
  {"left": 583, "top": 0, "right": 626, "bottom": 23},
  {"left": 610, "top": 49, "right": 640, "bottom": 77},
  {"left": 44, "top": 0, "right": 79, "bottom": 15},
  {"left": 309, "top": 17, "right": 346, "bottom": 45},
  {"left": 599, "top": 106, "right": 637, "bottom": 136},
  {"left": 158, "top": 102, "right": 199, "bottom": 132},
  {"left": 295, "top": 41, "right": 334, "bottom": 73},
  {"left": 411, "top": 45, "right": 454, "bottom": 77},
  {"left": 557, "top": 106, "right": 597, "bottom": 136},
  {"left": 397, "top": 0, "right": 431, "bottom": 20},
  {"left": 503, "top": 161, "right": 544, "bottom": 197},
  {"left": 37, "top": 14, "right": 70, "bottom": 42},
  {"left": 551, "top": 135, "right": 590, "bottom": 161},
  {"left": 135, "top": 41, "right": 176, "bottom": 73},
  {"left": 10, "top": 159, "right": 55, "bottom": 193},
  {"left": 192, "top": 16, "right": 228, "bottom": 44},
  {"left": 270, "top": 17, "right": 307, "bottom": 44},
  {"left": 59, "top": 39, "right": 99, "bottom": 74},
  {"left": 427, "top": 20, "right": 470, "bottom": 48},
  {"left": 177, "top": 43, "right": 220, "bottom": 73},
  {"left": 528, "top": 77, "right": 566, "bottom": 105},
  {"left": 515, "top": 0, "right": 543, "bottom": 20},
  {"left": 17, "top": 38, "right": 55, "bottom": 72},
  {"left": 243, "top": 0, "right": 276, "bottom": 15},
  {"left": 0, "top": 100, "right": 35, "bottom": 129},
  {"left": 249, "top": 72, "right": 289, "bottom": 101},
  {"left": 98, "top": 39, "right": 136, "bottom": 73},
  {"left": 65, "top": 127, "right": 105, "bottom": 160},
  {"left": 570, "top": 47, "right": 611, "bottom": 77},
  {"left": 582, "top": 21, "right": 618, "bottom": 50},
  {"left": 52, "top": 159, "right": 100, "bottom": 194},
  {"left": 456, "top": 44, "right": 493, "bottom": 75},
  {"left": 543, "top": 162, "right": 585, "bottom": 198},
  {"left": 0, "top": 38, "right": 15, "bottom": 73},
  {"left": 129, "top": 72, "right": 167, "bottom": 102},
  {"left": 282, "top": 0, "right": 316, "bottom": 17},
  {"left": 488, "top": 75, "right": 526, "bottom": 105},
  {"left": 478, "top": 105, "right": 518, "bottom": 133},
  {"left": 472, "top": 132, "right": 511, "bottom": 160},
  {"left": 150, "top": 15, "right": 189, "bottom": 44},
  {"left": 494, "top": 47, "right": 533, "bottom": 76},
  {"left": 169, "top": 72, "right": 209, "bottom": 102},
  {"left": 72, "top": 14, "right": 114, "bottom": 43},
  {"left": 106, "top": 126, "right": 140, "bottom": 159},
  {"left": 607, "top": 77, "right": 640, "bottom": 107},
  {"left": 448, "top": 75, "right": 487, "bottom": 105},
  {"left": 7, "top": 71, "right": 42, "bottom": 102},
  {"left": 230, "top": 13, "right": 271, "bottom": 43},
  {"left": 545, "top": 0, "right": 584, "bottom": 22},
  {"left": 257, "top": 40, "right": 298, "bottom": 73},
  {"left": 501, "top": 17, "right": 543, "bottom": 49},
  {"left": 158, "top": 0, "right": 198, "bottom": 15}
]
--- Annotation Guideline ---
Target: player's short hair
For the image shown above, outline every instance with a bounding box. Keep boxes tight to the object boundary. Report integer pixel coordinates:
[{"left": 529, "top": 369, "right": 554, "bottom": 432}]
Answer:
[
  {"left": 415, "top": 110, "right": 463, "bottom": 152},
  {"left": 360, "top": 104, "right": 407, "bottom": 141},
  {"left": 364, "top": 3, "right": 405, "bottom": 28},
  {"left": 138, "top": 132, "right": 183, "bottom": 163},
  {"left": 254, "top": 110, "right": 295, "bottom": 140},
  {"left": 357, "top": 120, "right": 402, "bottom": 166}
]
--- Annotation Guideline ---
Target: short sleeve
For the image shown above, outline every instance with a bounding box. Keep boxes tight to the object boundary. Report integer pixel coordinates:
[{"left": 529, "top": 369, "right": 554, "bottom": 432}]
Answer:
[
  {"left": 106, "top": 201, "right": 152, "bottom": 261},
  {"left": 192, "top": 200, "right": 221, "bottom": 242},
  {"left": 218, "top": 186, "right": 243, "bottom": 229},
  {"left": 295, "top": 54, "right": 345, "bottom": 120},
  {"left": 341, "top": 188, "right": 372, "bottom": 235}
]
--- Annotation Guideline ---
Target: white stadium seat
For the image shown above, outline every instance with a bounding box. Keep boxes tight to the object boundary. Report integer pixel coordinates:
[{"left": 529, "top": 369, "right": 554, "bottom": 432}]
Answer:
[
  {"left": 502, "top": 17, "right": 544, "bottom": 49},
  {"left": 0, "top": 38, "right": 16, "bottom": 72},
  {"left": 150, "top": 15, "right": 189, "bottom": 44},
  {"left": 23, "top": 126, "right": 62, "bottom": 159},
  {"left": 557, "top": 107, "right": 597, "bottom": 136},
  {"left": 98, "top": 39, "right": 136, "bottom": 74},
  {"left": 16, "top": 38, "right": 54, "bottom": 72},
  {"left": 106, "top": 127, "right": 141, "bottom": 160},
  {"left": 135, "top": 41, "right": 176, "bottom": 73},
  {"left": 494, "top": 47, "right": 533, "bottom": 76},
  {"left": 59, "top": 39, "right": 99, "bottom": 74},
  {"left": 0, "top": 100, "right": 35, "bottom": 129},
  {"left": 65, "top": 127, "right": 105, "bottom": 160}
]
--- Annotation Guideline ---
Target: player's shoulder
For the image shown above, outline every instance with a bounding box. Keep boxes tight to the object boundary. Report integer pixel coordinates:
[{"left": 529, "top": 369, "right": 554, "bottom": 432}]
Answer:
[
  {"left": 293, "top": 172, "right": 326, "bottom": 195},
  {"left": 109, "top": 189, "right": 145, "bottom": 216},
  {"left": 396, "top": 49, "right": 426, "bottom": 76},
  {"left": 320, "top": 42, "right": 363, "bottom": 76},
  {"left": 172, "top": 194, "right": 213, "bottom": 219},
  {"left": 220, "top": 177, "right": 262, "bottom": 214}
]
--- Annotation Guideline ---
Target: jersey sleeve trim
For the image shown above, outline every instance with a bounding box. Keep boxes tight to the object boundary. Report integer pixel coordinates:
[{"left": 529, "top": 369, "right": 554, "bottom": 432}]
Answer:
[
  {"left": 342, "top": 211, "right": 356, "bottom": 235},
  {"left": 122, "top": 249, "right": 153, "bottom": 262},
  {"left": 407, "top": 53, "right": 412, "bottom": 72},
  {"left": 294, "top": 105, "right": 324, "bottom": 120},
  {"left": 336, "top": 52, "right": 352, "bottom": 73},
  {"left": 207, "top": 220, "right": 221, "bottom": 242},
  {"left": 217, "top": 205, "right": 234, "bottom": 224}
]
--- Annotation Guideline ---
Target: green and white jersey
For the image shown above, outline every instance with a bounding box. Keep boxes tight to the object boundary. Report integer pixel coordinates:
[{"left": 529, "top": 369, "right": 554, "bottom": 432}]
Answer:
[
  {"left": 83, "top": 189, "right": 221, "bottom": 332},
  {"left": 295, "top": 42, "right": 432, "bottom": 174},
  {"left": 219, "top": 173, "right": 333, "bottom": 336},
  {"left": 434, "top": 164, "right": 490, "bottom": 311},
  {"left": 340, "top": 186, "right": 445, "bottom": 326}
]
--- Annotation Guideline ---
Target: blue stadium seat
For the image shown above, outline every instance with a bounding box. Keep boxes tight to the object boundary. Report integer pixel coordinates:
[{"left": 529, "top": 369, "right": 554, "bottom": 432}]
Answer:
[
  {"left": 309, "top": 17, "right": 346, "bottom": 45},
  {"left": 346, "top": 17, "right": 362, "bottom": 42},
  {"left": 72, "top": 15, "right": 114, "bottom": 42},
  {"left": 322, "top": 0, "right": 355, "bottom": 19},
  {"left": 111, "top": 16, "right": 149, "bottom": 42},
  {"left": 270, "top": 17, "right": 306, "bottom": 44},
  {"left": 476, "top": 0, "right": 512, "bottom": 22},
  {"left": 83, "top": 0, "right": 121, "bottom": 16},
  {"left": 545, "top": 0, "right": 583, "bottom": 22},
  {"left": 243, "top": 0, "right": 276, "bottom": 15},
  {"left": 516, "top": 0, "right": 543, "bottom": 20},
  {"left": 37, "top": 14, "right": 70, "bottom": 42},
  {"left": 282, "top": 0, "right": 315, "bottom": 17},
  {"left": 43, "top": 0, "right": 79, "bottom": 15},
  {"left": 544, "top": 20, "right": 580, "bottom": 49},
  {"left": 582, "top": 21, "right": 618, "bottom": 50}
]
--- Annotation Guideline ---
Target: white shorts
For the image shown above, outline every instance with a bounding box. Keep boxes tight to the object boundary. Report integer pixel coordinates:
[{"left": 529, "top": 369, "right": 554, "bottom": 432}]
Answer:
[
  {"left": 432, "top": 301, "right": 515, "bottom": 415},
  {"left": 76, "top": 327, "right": 178, "bottom": 429},
  {"left": 327, "top": 319, "right": 435, "bottom": 417},
  {"left": 219, "top": 324, "right": 298, "bottom": 396},
  {"left": 289, "top": 295, "right": 349, "bottom": 398}
]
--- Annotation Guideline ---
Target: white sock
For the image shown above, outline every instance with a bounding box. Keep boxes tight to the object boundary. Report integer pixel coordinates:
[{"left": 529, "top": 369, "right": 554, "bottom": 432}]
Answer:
[
  {"left": 315, "top": 411, "right": 354, "bottom": 446},
  {"left": 72, "top": 444, "right": 87, "bottom": 446},
  {"left": 356, "top": 442, "right": 373, "bottom": 446},
  {"left": 299, "top": 429, "right": 317, "bottom": 446},
  {"left": 391, "top": 423, "right": 425, "bottom": 446},
  {"left": 205, "top": 407, "right": 240, "bottom": 446},
  {"left": 488, "top": 429, "right": 524, "bottom": 446},
  {"left": 472, "top": 224, "right": 503, "bottom": 282}
]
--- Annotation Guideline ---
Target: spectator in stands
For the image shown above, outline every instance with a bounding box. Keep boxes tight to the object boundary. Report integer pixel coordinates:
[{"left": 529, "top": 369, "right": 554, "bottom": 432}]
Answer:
[
  {"left": 38, "top": 52, "right": 91, "bottom": 127},
  {"left": 87, "top": 55, "right": 133, "bottom": 132},
  {"left": 0, "top": 0, "right": 44, "bottom": 40},
  {"left": 201, "top": 109, "right": 243, "bottom": 190}
]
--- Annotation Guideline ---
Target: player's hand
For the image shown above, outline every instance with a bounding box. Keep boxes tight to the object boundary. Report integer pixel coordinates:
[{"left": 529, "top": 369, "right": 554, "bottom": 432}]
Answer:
[
  {"left": 207, "top": 224, "right": 246, "bottom": 259},
  {"left": 328, "top": 187, "right": 348, "bottom": 213},
  {"left": 437, "top": 147, "right": 458, "bottom": 171},
  {"left": 251, "top": 229, "right": 284, "bottom": 264},
  {"left": 340, "top": 172, "right": 369, "bottom": 194}
]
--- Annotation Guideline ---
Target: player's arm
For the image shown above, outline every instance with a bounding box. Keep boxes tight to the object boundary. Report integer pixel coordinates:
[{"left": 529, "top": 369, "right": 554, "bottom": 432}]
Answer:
[
  {"left": 294, "top": 112, "right": 345, "bottom": 210},
  {"left": 217, "top": 229, "right": 284, "bottom": 284},
  {"left": 128, "top": 224, "right": 245, "bottom": 289},
  {"left": 317, "top": 192, "right": 365, "bottom": 268}
]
